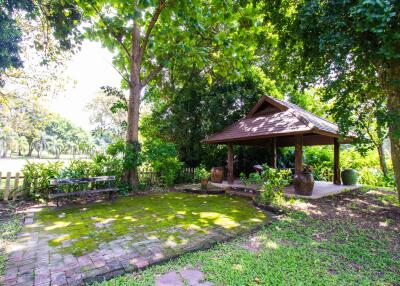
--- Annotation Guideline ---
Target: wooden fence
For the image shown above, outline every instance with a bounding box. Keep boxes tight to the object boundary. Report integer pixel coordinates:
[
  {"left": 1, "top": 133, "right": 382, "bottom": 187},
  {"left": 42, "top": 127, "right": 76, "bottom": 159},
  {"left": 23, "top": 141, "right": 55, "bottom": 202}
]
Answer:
[
  {"left": 0, "top": 167, "right": 198, "bottom": 202},
  {"left": 0, "top": 172, "right": 24, "bottom": 202}
]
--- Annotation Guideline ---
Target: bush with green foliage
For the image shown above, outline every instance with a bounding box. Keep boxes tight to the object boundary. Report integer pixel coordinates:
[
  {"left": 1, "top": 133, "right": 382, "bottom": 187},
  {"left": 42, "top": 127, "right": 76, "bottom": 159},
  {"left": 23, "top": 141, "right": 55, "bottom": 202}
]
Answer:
[
  {"left": 22, "top": 161, "right": 64, "bottom": 199},
  {"left": 300, "top": 146, "right": 395, "bottom": 188},
  {"left": 194, "top": 165, "right": 211, "bottom": 182},
  {"left": 240, "top": 172, "right": 262, "bottom": 186},
  {"left": 142, "top": 139, "right": 183, "bottom": 187},
  {"left": 241, "top": 164, "right": 291, "bottom": 205}
]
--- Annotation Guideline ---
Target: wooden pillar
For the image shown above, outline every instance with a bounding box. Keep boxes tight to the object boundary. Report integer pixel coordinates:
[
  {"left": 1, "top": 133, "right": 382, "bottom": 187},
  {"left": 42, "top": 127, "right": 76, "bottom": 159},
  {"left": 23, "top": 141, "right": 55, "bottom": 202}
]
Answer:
[
  {"left": 294, "top": 135, "right": 303, "bottom": 173},
  {"left": 333, "top": 138, "right": 341, "bottom": 185},
  {"left": 271, "top": 137, "right": 277, "bottom": 168},
  {"left": 227, "top": 144, "right": 234, "bottom": 184}
]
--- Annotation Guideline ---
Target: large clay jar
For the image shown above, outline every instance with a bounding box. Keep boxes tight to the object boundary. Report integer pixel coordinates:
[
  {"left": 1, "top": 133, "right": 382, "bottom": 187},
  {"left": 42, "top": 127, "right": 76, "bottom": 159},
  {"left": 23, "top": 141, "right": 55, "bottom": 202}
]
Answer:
[
  {"left": 341, "top": 169, "right": 358, "bottom": 185},
  {"left": 211, "top": 167, "right": 224, "bottom": 183},
  {"left": 293, "top": 171, "right": 314, "bottom": 196}
]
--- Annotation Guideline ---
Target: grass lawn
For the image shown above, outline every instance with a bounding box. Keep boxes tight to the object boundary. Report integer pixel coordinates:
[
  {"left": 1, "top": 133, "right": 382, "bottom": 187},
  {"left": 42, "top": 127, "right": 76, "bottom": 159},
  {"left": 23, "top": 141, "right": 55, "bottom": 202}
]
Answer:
[
  {"left": 33, "top": 192, "right": 267, "bottom": 257},
  {"left": 92, "top": 188, "right": 400, "bottom": 286}
]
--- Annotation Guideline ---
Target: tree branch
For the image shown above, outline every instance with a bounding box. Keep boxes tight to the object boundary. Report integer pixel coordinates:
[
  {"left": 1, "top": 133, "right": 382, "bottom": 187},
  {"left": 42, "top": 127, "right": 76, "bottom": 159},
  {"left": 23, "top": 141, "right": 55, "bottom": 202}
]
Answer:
[
  {"left": 140, "top": 0, "right": 166, "bottom": 61},
  {"left": 142, "top": 64, "right": 164, "bottom": 87},
  {"left": 110, "top": 63, "right": 130, "bottom": 85},
  {"left": 90, "top": 3, "right": 132, "bottom": 59}
]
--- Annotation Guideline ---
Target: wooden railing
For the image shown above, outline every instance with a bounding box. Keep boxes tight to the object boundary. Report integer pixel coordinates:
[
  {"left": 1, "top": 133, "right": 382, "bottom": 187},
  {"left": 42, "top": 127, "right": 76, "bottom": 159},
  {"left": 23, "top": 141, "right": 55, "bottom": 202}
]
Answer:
[
  {"left": 0, "top": 172, "right": 24, "bottom": 201},
  {"left": 1, "top": 167, "right": 198, "bottom": 201}
]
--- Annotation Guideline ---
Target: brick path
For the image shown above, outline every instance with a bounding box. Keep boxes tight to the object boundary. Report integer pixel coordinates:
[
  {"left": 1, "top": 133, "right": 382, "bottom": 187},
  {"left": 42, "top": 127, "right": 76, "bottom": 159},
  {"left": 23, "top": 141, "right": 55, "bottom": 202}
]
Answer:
[{"left": 1, "top": 208, "right": 264, "bottom": 286}]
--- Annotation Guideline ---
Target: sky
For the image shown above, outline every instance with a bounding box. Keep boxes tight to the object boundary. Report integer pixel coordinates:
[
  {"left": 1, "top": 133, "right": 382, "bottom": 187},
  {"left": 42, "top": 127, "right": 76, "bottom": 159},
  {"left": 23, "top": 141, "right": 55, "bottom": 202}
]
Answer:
[{"left": 48, "top": 40, "right": 121, "bottom": 131}]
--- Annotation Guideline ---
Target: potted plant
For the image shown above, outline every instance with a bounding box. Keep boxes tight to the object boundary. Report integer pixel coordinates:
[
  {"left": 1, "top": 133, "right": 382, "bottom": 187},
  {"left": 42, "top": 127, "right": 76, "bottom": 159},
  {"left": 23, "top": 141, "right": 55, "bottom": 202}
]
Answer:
[
  {"left": 293, "top": 165, "right": 314, "bottom": 196},
  {"left": 195, "top": 165, "right": 211, "bottom": 190}
]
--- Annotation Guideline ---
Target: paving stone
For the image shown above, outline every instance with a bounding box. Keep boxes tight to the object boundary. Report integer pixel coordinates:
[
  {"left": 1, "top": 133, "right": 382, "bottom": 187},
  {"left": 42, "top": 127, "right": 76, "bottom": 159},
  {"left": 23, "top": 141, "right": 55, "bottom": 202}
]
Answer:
[
  {"left": 3, "top": 266, "right": 18, "bottom": 280},
  {"left": 50, "top": 271, "right": 67, "bottom": 286},
  {"left": 77, "top": 256, "right": 92, "bottom": 267},
  {"left": 180, "top": 268, "right": 204, "bottom": 286},
  {"left": 155, "top": 271, "right": 184, "bottom": 286},
  {"left": 34, "top": 274, "right": 51, "bottom": 286},
  {"left": 131, "top": 257, "right": 149, "bottom": 269},
  {"left": 16, "top": 272, "right": 34, "bottom": 284}
]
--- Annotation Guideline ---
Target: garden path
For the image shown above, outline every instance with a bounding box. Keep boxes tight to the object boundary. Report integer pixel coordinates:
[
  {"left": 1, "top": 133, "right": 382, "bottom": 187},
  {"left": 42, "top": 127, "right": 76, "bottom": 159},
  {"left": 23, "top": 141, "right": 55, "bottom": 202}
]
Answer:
[{"left": 1, "top": 193, "right": 267, "bottom": 286}]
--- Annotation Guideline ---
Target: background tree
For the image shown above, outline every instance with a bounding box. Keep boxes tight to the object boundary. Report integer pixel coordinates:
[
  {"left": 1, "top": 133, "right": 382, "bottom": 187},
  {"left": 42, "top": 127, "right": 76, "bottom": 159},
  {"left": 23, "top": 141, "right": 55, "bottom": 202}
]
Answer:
[
  {"left": 263, "top": 0, "right": 400, "bottom": 199},
  {"left": 86, "top": 89, "right": 127, "bottom": 141},
  {"left": 142, "top": 67, "right": 281, "bottom": 171}
]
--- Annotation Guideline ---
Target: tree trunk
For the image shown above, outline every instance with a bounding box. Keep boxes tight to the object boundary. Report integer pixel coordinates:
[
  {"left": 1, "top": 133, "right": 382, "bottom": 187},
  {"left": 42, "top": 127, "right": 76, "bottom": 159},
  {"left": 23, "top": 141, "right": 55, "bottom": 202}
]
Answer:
[
  {"left": 387, "top": 91, "right": 400, "bottom": 200},
  {"left": 27, "top": 139, "right": 33, "bottom": 157},
  {"left": 124, "top": 22, "right": 142, "bottom": 189},
  {"left": 384, "top": 63, "right": 400, "bottom": 201},
  {"left": 2, "top": 146, "right": 7, "bottom": 158},
  {"left": 377, "top": 143, "right": 388, "bottom": 177}
]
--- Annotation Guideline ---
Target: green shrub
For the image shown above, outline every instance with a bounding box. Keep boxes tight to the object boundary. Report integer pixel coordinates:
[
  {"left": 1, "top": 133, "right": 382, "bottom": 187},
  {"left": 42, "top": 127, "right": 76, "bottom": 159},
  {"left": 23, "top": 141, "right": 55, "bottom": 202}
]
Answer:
[
  {"left": 302, "top": 146, "right": 395, "bottom": 187},
  {"left": 143, "top": 139, "right": 183, "bottom": 186},
  {"left": 22, "top": 161, "right": 64, "bottom": 199},
  {"left": 240, "top": 171, "right": 261, "bottom": 185},
  {"left": 241, "top": 164, "right": 291, "bottom": 205},
  {"left": 194, "top": 165, "right": 211, "bottom": 181}
]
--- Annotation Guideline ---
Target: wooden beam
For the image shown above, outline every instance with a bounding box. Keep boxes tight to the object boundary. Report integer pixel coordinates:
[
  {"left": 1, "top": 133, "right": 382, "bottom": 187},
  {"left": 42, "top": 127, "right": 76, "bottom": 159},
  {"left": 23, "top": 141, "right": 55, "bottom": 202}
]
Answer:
[
  {"left": 294, "top": 135, "right": 303, "bottom": 173},
  {"left": 227, "top": 144, "right": 234, "bottom": 184},
  {"left": 272, "top": 137, "right": 277, "bottom": 168},
  {"left": 333, "top": 138, "right": 341, "bottom": 185}
]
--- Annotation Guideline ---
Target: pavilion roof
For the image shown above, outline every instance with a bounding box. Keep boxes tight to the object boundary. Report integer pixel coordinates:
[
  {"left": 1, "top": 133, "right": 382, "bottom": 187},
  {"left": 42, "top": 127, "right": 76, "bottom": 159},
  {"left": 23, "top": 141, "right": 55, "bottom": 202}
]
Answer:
[{"left": 202, "top": 95, "right": 351, "bottom": 146}]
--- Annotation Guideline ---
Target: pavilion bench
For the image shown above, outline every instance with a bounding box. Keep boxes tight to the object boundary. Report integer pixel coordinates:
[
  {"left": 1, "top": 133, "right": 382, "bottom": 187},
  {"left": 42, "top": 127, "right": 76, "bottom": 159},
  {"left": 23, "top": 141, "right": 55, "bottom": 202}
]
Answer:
[{"left": 49, "top": 176, "right": 118, "bottom": 206}]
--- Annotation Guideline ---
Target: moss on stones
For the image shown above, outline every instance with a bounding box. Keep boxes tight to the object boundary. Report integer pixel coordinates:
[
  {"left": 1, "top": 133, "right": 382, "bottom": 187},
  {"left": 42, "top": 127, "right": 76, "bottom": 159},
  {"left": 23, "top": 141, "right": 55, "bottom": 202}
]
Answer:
[{"left": 35, "top": 192, "right": 267, "bottom": 256}]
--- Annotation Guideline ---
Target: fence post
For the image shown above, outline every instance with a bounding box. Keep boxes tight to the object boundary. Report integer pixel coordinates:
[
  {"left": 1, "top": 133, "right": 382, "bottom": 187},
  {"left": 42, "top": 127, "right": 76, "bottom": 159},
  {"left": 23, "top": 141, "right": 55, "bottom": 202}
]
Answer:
[
  {"left": 4, "top": 172, "right": 11, "bottom": 201},
  {"left": 13, "top": 172, "right": 20, "bottom": 201}
]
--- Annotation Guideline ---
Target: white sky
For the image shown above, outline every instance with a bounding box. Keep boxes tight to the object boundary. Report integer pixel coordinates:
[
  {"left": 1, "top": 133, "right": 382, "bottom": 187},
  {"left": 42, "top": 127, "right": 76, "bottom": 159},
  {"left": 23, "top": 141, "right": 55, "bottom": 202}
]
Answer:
[{"left": 48, "top": 40, "right": 122, "bottom": 131}]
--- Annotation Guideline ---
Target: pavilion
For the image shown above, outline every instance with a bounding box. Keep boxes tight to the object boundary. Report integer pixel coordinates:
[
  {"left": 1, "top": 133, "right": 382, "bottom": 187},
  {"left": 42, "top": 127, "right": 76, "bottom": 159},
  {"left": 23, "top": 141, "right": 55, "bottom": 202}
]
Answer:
[{"left": 202, "top": 95, "right": 353, "bottom": 185}]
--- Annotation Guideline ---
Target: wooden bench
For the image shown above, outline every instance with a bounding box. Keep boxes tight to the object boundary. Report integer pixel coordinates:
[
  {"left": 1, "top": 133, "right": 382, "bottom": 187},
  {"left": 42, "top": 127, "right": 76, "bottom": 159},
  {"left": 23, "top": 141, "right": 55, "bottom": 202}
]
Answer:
[{"left": 49, "top": 176, "right": 118, "bottom": 206}]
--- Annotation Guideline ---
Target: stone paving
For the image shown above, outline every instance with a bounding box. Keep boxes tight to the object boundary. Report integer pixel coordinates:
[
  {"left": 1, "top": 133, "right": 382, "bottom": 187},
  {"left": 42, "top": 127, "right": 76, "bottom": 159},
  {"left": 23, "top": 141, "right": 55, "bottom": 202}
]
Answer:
[
  {"left": 1, "top": 206, "right": 267, "bottom": 286},
  {"left": 155, "top": 268, "right": 212, "bottom": 286}
]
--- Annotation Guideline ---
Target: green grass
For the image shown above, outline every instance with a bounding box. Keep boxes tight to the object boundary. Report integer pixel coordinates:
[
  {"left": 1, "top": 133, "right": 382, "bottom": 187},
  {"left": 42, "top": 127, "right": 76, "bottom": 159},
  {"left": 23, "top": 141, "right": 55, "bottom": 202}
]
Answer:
[
  {"left": 34, "top": 192, "right": 267, "bottom": 256},
  {"left": 0, "top": 212, "right": 22, "bottom": 275},
  {"left": 92, "top": 189, "right": 399, "bottom": 286}
]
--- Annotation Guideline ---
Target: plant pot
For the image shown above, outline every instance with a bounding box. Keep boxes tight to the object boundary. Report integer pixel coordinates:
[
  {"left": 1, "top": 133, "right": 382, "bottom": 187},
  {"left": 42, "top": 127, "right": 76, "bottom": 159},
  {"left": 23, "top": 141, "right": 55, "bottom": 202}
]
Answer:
[
  {"left": 200, "top": 178, "right": 209, "bottom": 189},
  {"left": 293, "top": 171, "right": 314, "bottom": 196},
  {"left": 341, "top": 169, "right": 358, "bottom": 185},
  {"left": 211, "top": 167, "right": 224, "bottom": 183}
]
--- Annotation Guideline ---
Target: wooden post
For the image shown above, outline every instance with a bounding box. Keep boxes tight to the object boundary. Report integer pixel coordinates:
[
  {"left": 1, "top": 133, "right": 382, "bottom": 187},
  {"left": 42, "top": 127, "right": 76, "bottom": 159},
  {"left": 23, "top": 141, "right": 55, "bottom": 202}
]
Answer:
[
  {"left": 333, "top": 138, "right": 341, "bottom": 185},
  {"left": 13, "top": 172, "right": 20, "bottom": 201},
  {"left": 227, "top": 144, "right": 234, "bottom": 184},
  {"left": 272, "top": 137, "right": 277, "bottom": 168},
  {"left": 4, "top": 172, "right": 11, "bottom": 201},
  {"left": 294, "top": 135, "right": 303, "bottom": 173}
]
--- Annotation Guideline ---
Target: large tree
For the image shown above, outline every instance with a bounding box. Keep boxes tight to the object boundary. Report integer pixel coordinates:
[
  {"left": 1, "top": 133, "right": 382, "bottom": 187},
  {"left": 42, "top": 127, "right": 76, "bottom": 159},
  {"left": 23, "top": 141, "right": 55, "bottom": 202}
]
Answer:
[
  {"left": 42, "top": 0, "right": 264, "bottom": 188},
  {"left": 264, "top": 0, "right": 400, "bottom": 199}
]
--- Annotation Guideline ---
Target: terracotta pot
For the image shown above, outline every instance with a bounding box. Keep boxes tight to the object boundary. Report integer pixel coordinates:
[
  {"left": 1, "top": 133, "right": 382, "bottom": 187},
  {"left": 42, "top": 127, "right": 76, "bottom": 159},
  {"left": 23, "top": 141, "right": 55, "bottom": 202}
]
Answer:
[
  {"left": 200, "top": 178, "right": 209, "bottom": 189},
  {"left": 293, "top": 171, "right": 314, "bottom": 196},
  {"left": 211, "top": 167, "right": 224, "bottom": 183}
]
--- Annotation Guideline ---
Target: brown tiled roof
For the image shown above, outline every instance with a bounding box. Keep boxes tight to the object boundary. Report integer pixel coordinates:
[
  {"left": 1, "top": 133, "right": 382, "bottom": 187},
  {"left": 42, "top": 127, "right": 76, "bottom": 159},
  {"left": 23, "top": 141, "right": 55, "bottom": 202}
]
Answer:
[{"left": 203, "top": 95, "right": 344, "bottom": 144}]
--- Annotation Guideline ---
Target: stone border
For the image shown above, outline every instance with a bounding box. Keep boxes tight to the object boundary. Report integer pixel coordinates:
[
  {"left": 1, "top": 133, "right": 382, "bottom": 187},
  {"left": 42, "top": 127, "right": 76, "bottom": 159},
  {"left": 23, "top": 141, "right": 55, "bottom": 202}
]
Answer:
[{"left": 83, "top": 220, "right": 271, "bottom": 284}]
